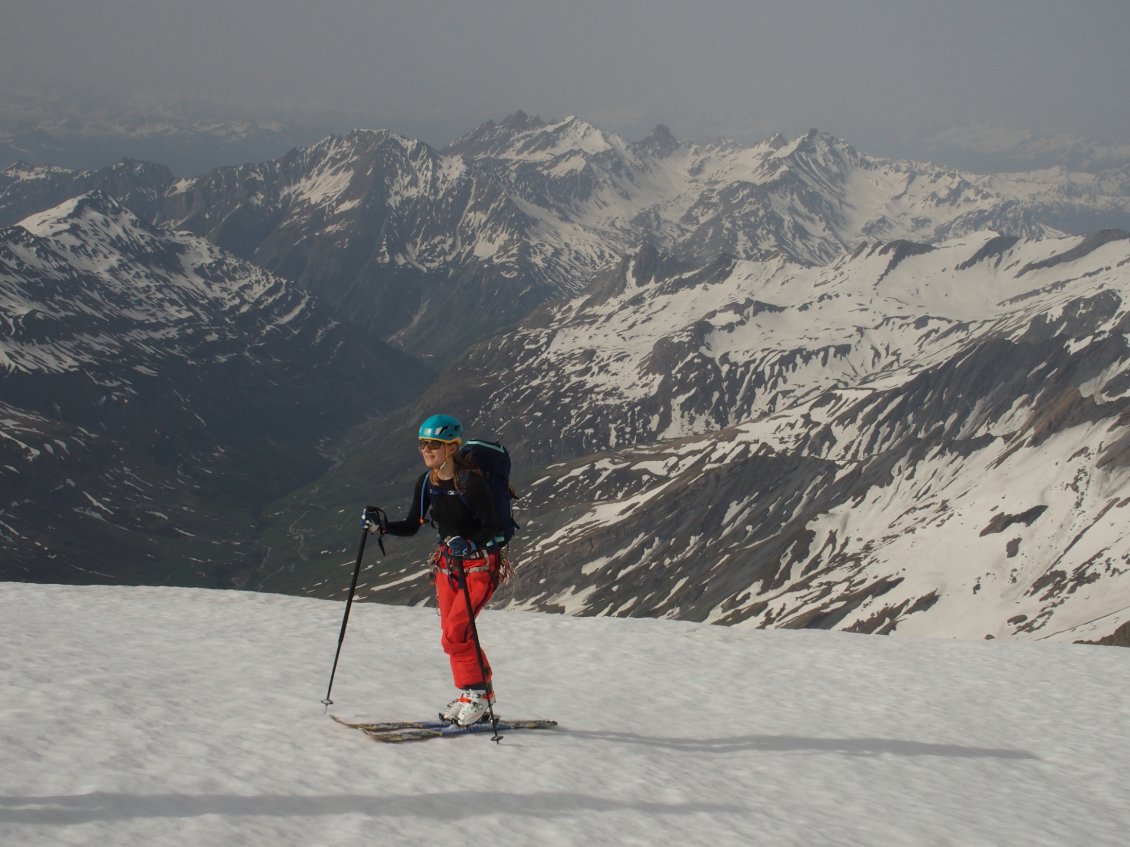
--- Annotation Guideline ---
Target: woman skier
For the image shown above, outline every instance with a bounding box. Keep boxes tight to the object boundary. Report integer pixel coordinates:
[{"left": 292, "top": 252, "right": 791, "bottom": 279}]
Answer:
[{"left": 372, "top": 414, "right": 504, "bottom": 726}]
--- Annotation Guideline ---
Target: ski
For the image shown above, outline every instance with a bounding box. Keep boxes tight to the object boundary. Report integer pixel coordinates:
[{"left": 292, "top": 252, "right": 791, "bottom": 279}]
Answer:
[
  {"left": 362, "top": 719, "right": 558, "bottom": 743},
  {"left": 332, "top": 714, "right": 457, "bottom": 731},
  {"left": 331, "top": 713, "right": 557, "bottom": 742}
]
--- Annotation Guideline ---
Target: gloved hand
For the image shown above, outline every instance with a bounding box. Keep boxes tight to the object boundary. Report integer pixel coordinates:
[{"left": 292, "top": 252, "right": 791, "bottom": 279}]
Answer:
[
  {"left": 446, "top": 536, "right": 476, "bottom": 557},
  {"left": 360, "top": 506, "right": 387, "bottom": 535}
]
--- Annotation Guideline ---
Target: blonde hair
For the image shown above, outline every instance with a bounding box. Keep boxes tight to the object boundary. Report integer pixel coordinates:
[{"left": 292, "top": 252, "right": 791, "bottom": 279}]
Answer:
[{"left": 429, "top": 441, "right": 481, "bottom": 491}]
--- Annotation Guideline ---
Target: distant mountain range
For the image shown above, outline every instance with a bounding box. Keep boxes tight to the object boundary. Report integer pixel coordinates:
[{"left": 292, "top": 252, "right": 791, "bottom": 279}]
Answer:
[
  {"left": 5, "top": 114, "right": 1130, "bottom": 355},
  {"left": 0, "top": 90, "right": 332, "bottom": 177},
  {"left": 2, "top": 114, "right": 1129, "bottom": 644}
]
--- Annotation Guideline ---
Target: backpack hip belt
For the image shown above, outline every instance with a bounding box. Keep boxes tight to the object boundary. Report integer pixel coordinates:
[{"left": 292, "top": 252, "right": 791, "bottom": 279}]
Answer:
[{"left": 432, "top": 547, "right": 499, "bottom": 577}]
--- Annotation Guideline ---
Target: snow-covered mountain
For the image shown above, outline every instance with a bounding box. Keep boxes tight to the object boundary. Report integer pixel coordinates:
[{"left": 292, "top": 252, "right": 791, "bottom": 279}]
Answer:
[
  {"left": 495, "top": 230, "right": 1130, "bottom": 643},
  {"left": 982, "top": 162, "right": 1130, "bottom": 234},
  {"left": 0, "top": 192, "right": 429, "bottom": 586},
  {"left": 268, "top": 228, "right": 1130, "bottom": 645},
  {"left": 0, "top": 160, "right": 173, "bottom": 228},
  {"left": 157, "top": 116, "right": 1066, "bottom": 354},
  {"left": 7, "top": 114, "right": 1128, "bottom": 357}
]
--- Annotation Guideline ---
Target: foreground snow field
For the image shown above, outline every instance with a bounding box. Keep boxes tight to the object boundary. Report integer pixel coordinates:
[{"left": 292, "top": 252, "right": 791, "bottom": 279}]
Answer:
[{"left": 1, "top": 582, "right": 1127, "bottom": 846}]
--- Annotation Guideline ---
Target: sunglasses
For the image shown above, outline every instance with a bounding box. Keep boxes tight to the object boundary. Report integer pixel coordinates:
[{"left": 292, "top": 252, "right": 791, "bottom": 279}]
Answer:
[{"left": 418, "top": 439, "right": 451, "bottom": 450}]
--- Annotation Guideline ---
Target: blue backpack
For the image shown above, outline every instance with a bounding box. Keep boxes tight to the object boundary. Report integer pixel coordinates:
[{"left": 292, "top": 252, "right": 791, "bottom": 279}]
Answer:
[{"left": 420, "top": 439, "right": 519, "bottom": 547}]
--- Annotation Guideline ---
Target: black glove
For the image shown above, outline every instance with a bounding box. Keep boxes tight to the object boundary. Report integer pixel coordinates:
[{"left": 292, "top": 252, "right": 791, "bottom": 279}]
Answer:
[
  {"left": 446, "top": 536, "right": 476, "bottom": 557},
  {"left": 360, "top": 506, "right": 387, "bottom": 535}
]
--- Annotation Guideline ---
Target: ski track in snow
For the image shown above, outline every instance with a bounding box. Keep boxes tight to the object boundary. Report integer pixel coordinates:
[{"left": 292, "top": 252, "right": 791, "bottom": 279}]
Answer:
[{"left": 0, "top": 583, "right": 1126, "bottom": 847}]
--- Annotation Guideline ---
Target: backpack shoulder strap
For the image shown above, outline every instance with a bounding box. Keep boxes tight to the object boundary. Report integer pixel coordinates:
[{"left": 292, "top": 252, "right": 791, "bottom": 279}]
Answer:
[{"left": 418, "top": 471, "right": 432, "bottom": 522}]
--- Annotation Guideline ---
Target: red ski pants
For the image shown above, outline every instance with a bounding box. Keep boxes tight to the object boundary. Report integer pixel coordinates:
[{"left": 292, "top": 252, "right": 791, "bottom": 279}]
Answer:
[{"left": 434, "top": 550, "right": 498, "bottom": 689}]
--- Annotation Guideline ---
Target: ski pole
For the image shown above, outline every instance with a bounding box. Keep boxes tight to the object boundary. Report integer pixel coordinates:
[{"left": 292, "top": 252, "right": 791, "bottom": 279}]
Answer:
[
  {"left": 453, "top": 555, "right": 502, "bottom": 742},
  {"left": 322, "top": 507, "right": 386, "bottom": 709}
]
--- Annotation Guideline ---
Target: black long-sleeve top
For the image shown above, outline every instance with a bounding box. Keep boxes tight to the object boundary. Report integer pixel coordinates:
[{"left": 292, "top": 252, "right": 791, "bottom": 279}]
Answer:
[{"left": 385, "top": 471, "right": 500, "bottom": 549}]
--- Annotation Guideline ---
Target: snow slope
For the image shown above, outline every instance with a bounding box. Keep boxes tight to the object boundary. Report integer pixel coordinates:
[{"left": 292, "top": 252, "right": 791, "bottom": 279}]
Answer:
[{"left": 1, "top": 583, "right": 1126, "bottom": 846}]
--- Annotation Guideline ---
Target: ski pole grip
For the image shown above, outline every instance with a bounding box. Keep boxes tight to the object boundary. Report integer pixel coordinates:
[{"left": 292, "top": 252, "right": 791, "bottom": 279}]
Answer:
[{"left": 362, "top": 505, "right": 387, "bottom": 527}]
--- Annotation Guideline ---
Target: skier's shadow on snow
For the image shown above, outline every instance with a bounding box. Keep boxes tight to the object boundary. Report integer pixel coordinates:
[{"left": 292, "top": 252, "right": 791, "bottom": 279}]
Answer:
[
  {"left": 0, "top": 790, "right": 743, "bottom": 824},
  {"left": 564, "top": 729, "right": 1039, "bottom": 760}
]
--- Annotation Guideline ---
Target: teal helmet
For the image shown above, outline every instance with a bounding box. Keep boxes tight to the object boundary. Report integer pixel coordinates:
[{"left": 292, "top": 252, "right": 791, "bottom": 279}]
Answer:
[{"left": 418, "top": 414, "right": 463, "bottom": 443}]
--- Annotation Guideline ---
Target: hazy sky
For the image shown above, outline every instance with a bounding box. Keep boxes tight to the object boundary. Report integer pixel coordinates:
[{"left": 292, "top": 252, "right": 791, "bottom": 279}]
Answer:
[{"left": 5, "top": 0, "right": 1130, "bottom": 156}]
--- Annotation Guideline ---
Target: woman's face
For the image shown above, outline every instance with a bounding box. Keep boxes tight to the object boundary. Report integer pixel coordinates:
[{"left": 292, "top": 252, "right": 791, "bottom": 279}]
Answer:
[{"left": 419, "top": 439, "right": 457, "bottom": 470}]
